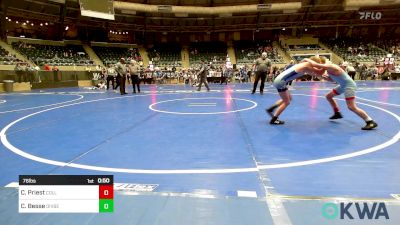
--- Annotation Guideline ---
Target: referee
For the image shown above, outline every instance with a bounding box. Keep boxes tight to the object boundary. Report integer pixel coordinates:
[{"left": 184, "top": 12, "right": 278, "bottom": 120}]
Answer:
[
  {"left": 251, "top": 52, "right": 272, "bottom": 95},
  {"left": 196, "top": 59, "right": 210, "bottom": 91}
]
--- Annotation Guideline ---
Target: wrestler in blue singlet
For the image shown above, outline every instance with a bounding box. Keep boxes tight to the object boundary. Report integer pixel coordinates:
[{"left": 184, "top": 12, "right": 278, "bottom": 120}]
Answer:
[
  {"left": 328, "top": 71, "right": 357, "bottom": 100},
  {"left": 273, "top": 66, "right": 304, "bottom": 92}
]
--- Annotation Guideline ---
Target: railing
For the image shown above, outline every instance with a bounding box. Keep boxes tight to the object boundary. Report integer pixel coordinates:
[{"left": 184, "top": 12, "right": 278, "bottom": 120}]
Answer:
[{"left": 0, "top": 70, "right": 95, "bottom": 83}]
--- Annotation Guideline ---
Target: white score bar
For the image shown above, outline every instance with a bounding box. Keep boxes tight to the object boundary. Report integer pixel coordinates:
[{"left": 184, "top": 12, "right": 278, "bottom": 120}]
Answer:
[
  {"left": 19, "top": 185, "right": 99, "bottom": 200},
  {"left": 19, "top": 185, "right": 100, "bottom": 213},
  {"left": 19, "top": 199, "right": 99, "bottom": 213}
]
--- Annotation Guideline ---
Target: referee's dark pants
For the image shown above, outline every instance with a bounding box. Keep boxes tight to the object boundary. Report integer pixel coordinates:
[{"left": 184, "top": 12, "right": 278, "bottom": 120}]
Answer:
[
  {"left": 119, "top": 75, "right": 126, "bottom": 94},
  {"left": 348, "top": 71, "right": 356, "bottom": 80},
  {"left": 197, "top": 75, "right": 210, "bottom": 91},
  {"left": 252, "top": 71, "right": 267, "bottom": 93},
  {"left": 115, "top": 74, "right": 121, "bottom": 90},
  {"left": 131, "top": 74, "right": 140, "bottom": 93}
]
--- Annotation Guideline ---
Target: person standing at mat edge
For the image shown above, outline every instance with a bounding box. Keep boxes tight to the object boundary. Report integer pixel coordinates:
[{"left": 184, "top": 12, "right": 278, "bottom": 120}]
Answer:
[
  {"left": 115, "top": 58, "right": 128, "bottom": 95},
  {"left": 106, "top": 64, "right": 116, "bottom": 90},
  {"left": 129, "top": 60, "right": 141, "bottom": 94},
  {"left": 303, "top": 58, "right": 378, "bottom": 130},
  {"left": 252, "top": 52, "right": 272, "bottom": 95},
  {"left": 197, "top": 59, "right": 210, "bottom": 92}
]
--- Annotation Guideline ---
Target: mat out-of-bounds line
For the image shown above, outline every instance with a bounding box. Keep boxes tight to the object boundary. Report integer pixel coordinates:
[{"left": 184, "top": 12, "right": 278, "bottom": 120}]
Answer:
[
  {"left": 0, "top": 93, "right": 399, "bottom": 174},
  {"left": 0, "top": 94, "right": 84, "bottom": 114},
  {"left": 357, "top": 96, "right": 400, "bottom": 107}
]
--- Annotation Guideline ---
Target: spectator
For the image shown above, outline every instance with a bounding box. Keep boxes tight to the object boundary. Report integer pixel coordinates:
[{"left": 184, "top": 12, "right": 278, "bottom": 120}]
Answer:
[
  {"left": 106, "top": 64, "right": 116, "bottom": 90},
  {"left": 115, "top": 58, "right": 127, "bottom": 95},
  {"left": 360, "top": 64, "right": 368, "bottom": 80},
  {"left": 43, "top": 64, "right": 51, "bottom": 71},
  {"left": 52, "top": 65, "right": 60, "bottom": 82},
  {"left": 347, "top": 64, "right": 356, "bottom": 80},
  {"left": 128, "top": 60, "right": 141, "bottom": 93},
  {"left": 25, "top": 64, "right": 36, "bottom": 83},
  {"left": 14, "top": 62, "right": 26, "bottom": 83}
]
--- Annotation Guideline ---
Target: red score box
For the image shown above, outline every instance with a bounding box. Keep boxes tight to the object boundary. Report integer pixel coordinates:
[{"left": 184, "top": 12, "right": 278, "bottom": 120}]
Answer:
[{"left": 99, "top": 185, "right": 114, "bottom": 199}]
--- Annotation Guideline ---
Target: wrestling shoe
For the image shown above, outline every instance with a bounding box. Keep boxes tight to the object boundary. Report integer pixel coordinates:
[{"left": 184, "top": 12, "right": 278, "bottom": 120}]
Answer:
[
  {"left": 270, "top": 117, "right": 285, "bottom": 125},
  {"left": 329, "top": 112, "right": 343, "bottom": 120},
  {"left": 362, "top": 120, "right": 378, "bottom": 130}
]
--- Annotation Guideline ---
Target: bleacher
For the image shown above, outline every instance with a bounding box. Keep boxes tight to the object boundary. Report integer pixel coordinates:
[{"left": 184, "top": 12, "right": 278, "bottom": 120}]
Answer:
[
  {"left": 323, "top": 38, "right": 388, "bottom": 62},
  {"left": 11, "top": 42, "right": 94, "bottom": 66},
  {"left": 375, "top": 39, "right": 400, "bottom": 59},
  {"left": 235, "top": 41, "right": 285, "bottom": 65},
  {"left": 147, "top": 44, "right": 182, "bottom": 68},
  {"left": 0, "top": 46, "right": 21, "bottom": 65},
  {"left": 92, "top": 46, "right": 141, "bottom": 66},
  {"left": 189, "top": 42, "right": 227, "bottom": 67}
]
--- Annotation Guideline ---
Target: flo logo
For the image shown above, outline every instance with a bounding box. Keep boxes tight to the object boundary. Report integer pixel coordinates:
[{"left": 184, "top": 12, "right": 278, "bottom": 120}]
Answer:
[
  {"left": 322, "top": 202, "right": 389, "bottom": 220},
  {"left": 359, "top": 11, "right": 382, "bottom": 20}
]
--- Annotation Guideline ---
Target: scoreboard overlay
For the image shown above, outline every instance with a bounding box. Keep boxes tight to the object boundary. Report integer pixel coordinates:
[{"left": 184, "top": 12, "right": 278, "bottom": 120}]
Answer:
[{"left": 19, "top": 175, "right": 114, "bottom": 213}]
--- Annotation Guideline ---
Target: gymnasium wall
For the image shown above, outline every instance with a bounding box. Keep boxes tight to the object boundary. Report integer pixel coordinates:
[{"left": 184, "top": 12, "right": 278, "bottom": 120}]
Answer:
[{"left": 0, "top": 65, "right": 16, "bottom": 70}]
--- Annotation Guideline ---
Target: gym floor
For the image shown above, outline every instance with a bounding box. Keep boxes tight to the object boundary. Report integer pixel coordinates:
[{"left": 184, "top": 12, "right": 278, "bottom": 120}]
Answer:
[{"left": 0, "top": 81, "right": 399, "bottom": 225}]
